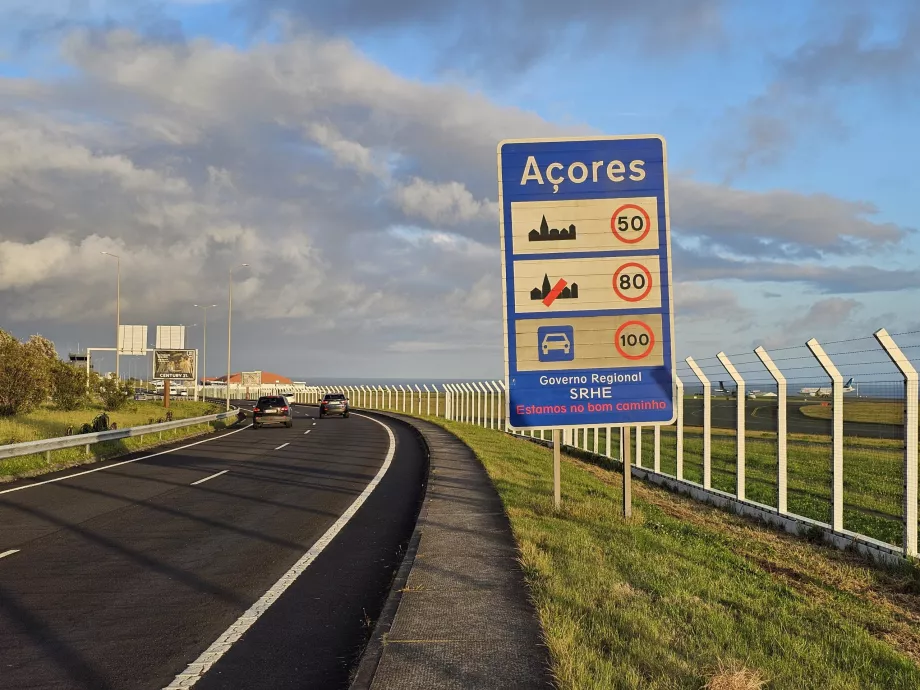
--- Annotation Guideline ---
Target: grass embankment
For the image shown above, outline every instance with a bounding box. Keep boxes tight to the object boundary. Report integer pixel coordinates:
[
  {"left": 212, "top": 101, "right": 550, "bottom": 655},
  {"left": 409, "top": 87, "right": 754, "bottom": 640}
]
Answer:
[
  {"left": 433, "top": 420, "right": 920, "bottom": 690},
  {"left": 0, "top": 400, "right": 229, "bottom": 482}
]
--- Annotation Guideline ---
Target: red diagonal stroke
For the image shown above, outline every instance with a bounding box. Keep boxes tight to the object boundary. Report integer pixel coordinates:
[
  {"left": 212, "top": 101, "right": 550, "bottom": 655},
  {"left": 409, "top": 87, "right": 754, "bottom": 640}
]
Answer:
[{"left": 543, "top": 278, "right": 568, "bottom": 307}]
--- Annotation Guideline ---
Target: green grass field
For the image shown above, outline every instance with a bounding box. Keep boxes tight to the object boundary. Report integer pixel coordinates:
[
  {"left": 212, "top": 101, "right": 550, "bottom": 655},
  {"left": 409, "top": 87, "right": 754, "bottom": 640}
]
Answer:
[
  {"left": 0, "top": 400, "right": 228, "bottom": 482},
  {"left": 430, "top": 419, "right": 920, "bottom": 690},
  {"left": 801, "top": 401, "right": 906, "bottom": 425}
]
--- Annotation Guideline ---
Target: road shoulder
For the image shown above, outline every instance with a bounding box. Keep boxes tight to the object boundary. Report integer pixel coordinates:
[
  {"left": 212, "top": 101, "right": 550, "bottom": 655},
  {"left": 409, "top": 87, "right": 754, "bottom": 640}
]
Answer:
[{"left": 351, "top": 415, "right": 554, "bottom": 690}]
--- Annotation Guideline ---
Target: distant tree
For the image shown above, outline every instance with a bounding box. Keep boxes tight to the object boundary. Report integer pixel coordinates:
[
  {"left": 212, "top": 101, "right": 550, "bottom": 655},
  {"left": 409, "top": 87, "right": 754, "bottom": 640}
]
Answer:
[
  {"left": 51, "top": 362, "right": 89, "bottom": 410},
  {"left": 98, "top": 375, "right": 134, "bottom": 411},
  {"left": 0, "top": 330, "right": 57, "bottom": 416}
]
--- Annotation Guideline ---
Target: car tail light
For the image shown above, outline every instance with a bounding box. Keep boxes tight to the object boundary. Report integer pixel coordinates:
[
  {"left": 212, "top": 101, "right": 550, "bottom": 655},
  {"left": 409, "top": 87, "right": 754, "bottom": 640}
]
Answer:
[
  {"left": 281, "top": 406, "right": 289, "bottom": 412},
  {"left": 253, "top": 407, "right": 260, "bottom": 412}
]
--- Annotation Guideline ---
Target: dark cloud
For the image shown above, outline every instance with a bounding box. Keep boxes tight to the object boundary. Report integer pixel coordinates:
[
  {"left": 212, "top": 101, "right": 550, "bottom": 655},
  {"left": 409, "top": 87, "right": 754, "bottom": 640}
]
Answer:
[{"left": 238, "top": 0, "right": 726, "bottom": 74}]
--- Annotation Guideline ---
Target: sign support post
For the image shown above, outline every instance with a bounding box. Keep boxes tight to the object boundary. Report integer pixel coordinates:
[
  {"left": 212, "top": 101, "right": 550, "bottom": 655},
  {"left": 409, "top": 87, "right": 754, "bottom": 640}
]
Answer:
[
  {"left": 623, "top": 426, "right": 632, "bottom": 517},
  {"left": 552, "top": 428, "right": 561, "bottom": 509}
]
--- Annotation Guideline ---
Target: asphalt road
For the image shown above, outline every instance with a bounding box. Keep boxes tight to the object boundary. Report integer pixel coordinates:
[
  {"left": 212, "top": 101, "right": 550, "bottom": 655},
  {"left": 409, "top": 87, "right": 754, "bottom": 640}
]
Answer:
[
  {"left": 0, "top": 402, "right": 426, "bottom": 690},
  {"left": 684, "top": 398, "right": 903, "bottom": 440}
]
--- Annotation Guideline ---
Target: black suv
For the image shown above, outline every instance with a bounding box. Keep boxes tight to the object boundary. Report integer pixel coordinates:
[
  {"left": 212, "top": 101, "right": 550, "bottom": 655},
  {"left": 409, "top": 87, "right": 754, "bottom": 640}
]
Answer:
[
  {"left": 319, "top": 393, "right": 349, "bottom": 418},
  {"left": 252, "top": 396, "right": 293, "bottom": 429}
]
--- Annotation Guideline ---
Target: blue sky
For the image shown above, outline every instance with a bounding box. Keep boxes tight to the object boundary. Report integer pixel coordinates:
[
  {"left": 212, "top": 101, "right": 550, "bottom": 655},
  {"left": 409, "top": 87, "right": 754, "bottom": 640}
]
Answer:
[{"left": 0, "top": 0, "right": 918, "bottom": 380}]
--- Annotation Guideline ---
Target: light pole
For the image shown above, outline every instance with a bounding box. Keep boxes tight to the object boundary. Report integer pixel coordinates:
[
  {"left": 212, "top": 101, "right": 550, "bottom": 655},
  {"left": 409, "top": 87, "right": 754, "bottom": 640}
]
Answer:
[
  {"left": 227, "top": 264, "right": 249, "bottom": 410},
  {"left": 194, "top": 304, "right": 217, "bottom": 398},
  {"left": 101, "top": 251, "right": 121, "bottom": 380}
]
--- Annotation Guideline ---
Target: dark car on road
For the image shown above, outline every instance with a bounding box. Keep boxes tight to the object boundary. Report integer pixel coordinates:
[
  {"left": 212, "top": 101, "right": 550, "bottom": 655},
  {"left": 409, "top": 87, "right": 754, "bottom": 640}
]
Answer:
[
  {"left": 252, "top": 395, "right": 293, "bottom": 429},
  {"left": 319, "top": 393, "right": 349, "bottom": 418}
]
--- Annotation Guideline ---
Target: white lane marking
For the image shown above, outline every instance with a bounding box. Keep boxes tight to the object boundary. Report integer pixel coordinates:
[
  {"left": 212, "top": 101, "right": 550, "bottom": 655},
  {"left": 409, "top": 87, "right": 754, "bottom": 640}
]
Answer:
[
  {"left": 0, "top": 549, "right": 20, "bottom": 560},
  {"left": 312, "top": 422, "right": 317, "bottom": 426},
  {"left": 275, "top": 443, "right": 290, "bottom": 450},
  {"left": 165, "top": 414, "right": 396, "bottom": 689},
  {"left": 190, "top": 470, "right": 229, "bottom": 486},
  {"left": 0, "top": 424, "right": 252, "bottom": 496},
  {"left": 303, "top": 430, "right": 311, "bottom": 435}
]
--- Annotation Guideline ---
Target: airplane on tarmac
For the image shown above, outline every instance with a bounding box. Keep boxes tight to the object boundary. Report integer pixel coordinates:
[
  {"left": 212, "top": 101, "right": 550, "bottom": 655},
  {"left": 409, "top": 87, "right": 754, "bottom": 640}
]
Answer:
[
  {"left": 717, "top": 381, "right": 758, "bottom": 399},
  {"left": 800, "top": 378, "right": 855, "bottom": 397}
]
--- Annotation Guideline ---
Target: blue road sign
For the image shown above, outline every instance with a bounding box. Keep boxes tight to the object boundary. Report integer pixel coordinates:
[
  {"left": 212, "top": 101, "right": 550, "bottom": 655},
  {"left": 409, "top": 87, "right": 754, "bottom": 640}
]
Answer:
[{"left": 498, "top": 135, "right": 676, "bottom": 428}]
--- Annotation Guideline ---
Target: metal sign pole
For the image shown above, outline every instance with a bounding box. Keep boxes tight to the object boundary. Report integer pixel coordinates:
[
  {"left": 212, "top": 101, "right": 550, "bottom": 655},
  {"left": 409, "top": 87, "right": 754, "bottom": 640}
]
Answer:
[
  {"left": 623, "top": 425, "right": 632, "bottom": 518},
  {"left": 552, "top": 428, "right": 561, "bottom": 509}
]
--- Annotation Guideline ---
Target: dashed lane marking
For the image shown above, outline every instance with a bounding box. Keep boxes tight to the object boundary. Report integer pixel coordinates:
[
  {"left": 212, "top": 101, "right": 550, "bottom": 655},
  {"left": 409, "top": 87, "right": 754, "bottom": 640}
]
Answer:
[{"left": 190, "top": 470, "right": 229, "bottom": 486}]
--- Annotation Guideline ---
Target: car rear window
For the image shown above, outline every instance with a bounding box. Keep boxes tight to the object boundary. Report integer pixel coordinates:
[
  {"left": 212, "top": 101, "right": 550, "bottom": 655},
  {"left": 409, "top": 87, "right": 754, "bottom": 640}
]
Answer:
[
  {"left": 324, "top": 394, "right": 345, "bottom": 400},
  {"left": 259, "top": 397, "right": 285, "bottom": 406}
]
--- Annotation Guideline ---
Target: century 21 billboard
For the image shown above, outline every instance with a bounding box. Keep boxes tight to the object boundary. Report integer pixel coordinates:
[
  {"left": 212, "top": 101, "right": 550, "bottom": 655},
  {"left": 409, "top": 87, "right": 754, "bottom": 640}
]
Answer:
[{"left": 153, "top": 349, "right": 196, "bottom": 380}]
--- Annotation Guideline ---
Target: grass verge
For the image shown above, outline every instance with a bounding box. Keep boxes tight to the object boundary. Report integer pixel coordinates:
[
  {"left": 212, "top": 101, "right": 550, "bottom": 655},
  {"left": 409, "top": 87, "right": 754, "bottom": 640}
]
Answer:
[
  {"left": 426, "top": 418, "right": 920, "bottom": 690},
  {"left": 0, "top": 400, "right": 230, "bottom": 483}
]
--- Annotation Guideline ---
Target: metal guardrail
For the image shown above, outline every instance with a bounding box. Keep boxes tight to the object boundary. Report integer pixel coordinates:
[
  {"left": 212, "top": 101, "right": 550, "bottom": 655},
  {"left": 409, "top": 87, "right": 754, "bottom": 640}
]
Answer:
[{"left": 0, "top": 408, "right": 241, "bottom": 461}]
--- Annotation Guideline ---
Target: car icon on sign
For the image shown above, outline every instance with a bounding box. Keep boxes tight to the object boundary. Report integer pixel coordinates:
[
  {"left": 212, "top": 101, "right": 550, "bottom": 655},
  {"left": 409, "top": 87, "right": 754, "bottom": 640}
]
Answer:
[
  {"left": 541, "top": 332, "right": 571, "bottom": 355},
  {"left": 537, "top": 325, "right": 575, "bottom": 363}
]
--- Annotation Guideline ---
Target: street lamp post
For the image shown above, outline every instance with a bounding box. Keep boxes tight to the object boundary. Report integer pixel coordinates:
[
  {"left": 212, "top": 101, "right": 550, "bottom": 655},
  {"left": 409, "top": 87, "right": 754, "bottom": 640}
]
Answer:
[
  {"left": 194, "top": 304, "right": 217, "bottom": 399},
  {"left": 101, "top": 252, "right": 121, "bottom": 380},
  {"left": 227, "top": 265, "right": 249, "bottom": 411}
]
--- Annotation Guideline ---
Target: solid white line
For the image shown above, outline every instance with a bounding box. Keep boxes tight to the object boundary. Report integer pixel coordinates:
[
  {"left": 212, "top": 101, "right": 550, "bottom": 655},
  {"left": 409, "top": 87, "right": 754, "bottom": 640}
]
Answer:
[
  {"left": 0, "top": 549, "right": 20, "bottom": 560},
  {"left": 0, "top": 424, "right": 252, "bottom": 496},
  {"left": 190, "top": 470, "right": 229, "bottom": 486},
  {"left": 275, "top": 443, "right": 290, "bottom": 450},
  {"left": 164, "top": 414, "right": 396, "bottom": 689}
]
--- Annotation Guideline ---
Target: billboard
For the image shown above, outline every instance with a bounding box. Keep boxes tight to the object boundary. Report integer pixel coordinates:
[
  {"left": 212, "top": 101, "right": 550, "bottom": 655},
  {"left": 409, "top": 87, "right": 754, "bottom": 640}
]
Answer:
[
  {"left": 241, "top": 371, "right": 262, "bottom": 386},
  {"left": 156, "top": 325, "right": 185, "bottom": 350},
  {"left": 118, "top": 325, "right": 148, "bottom": 355},
  {"left": 153, "top": 349, "right": 196, "bottom": 380}
]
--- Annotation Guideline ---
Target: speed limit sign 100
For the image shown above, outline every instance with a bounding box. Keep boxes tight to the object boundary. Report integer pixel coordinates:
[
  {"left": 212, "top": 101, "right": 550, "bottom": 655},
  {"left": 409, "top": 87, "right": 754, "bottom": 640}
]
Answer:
[
  {"left": 615, "top": 320, "right": 656, "bottom": 361},
  {"left": 610, "top": 203, "right": 652, "bottom": 244}
]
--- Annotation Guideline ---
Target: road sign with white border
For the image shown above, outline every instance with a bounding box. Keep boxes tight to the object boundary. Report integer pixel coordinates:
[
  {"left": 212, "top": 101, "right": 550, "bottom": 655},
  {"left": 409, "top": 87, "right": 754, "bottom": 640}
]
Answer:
[{"left": 498, "top": 135, "right": 677, "bottom": 428}]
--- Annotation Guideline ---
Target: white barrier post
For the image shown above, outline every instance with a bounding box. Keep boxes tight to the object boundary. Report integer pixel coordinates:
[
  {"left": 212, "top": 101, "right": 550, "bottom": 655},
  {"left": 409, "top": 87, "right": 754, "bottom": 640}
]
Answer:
[
  {"left": 424, "top": 384, "right": 431, "bottom": 416},
  {"left": 433, "top": 384, "right": 440, "bottom": 418},
  {"left": 444, "top": 385, "right": 452, "bottom": 420},
  {"left": 478, "top": 382, "right": 490, "bottom": 427},
  {"left": 448, "top": 384, "right": 458, "bottom": 420},
  {"left": 605, "top": 427, "right": 612, "bottom": 458},
  {"left": 414, "top": 385, "right": 422, "bottom": 415},
  {"left": 464, "top": 383, "right": 474, "bottom": 424},
  {"left": 874, "top": 328, "right": 918, "bottom": 558},
  {"left": 806, "top": 338, "right": 844, "bottom": 532},
  {"left": 497, "top": 380, "right": 508, "bottom": 432},
  {"left": 474, "top": 383, "right": 481, "bottom": 426},
  {"left": 755, "top": 346, "right": 788, "bottom": 514},
  {"left": 654, "top": 425, "right": 661, "bottom": 473},
  {"left": 409, "top": 385, "right": 415, "bottom": 414},
  {"left": 686, "top": 356, "right": 712, "bottom": 489},
  {"left": 717, "top": 353, "right": 745, "bottom": 500}
]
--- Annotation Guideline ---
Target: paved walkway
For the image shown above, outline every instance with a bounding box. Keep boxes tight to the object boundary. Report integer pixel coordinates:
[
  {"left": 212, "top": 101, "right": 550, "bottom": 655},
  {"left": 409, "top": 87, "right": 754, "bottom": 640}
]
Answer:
[{"left": 353, "top": 416, "right": 554, "bottom": 690}]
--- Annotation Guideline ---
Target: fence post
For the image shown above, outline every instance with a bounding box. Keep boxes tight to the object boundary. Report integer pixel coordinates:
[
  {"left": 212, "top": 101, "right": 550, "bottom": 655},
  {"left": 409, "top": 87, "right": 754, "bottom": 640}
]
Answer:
[
  {"left": 496, "top": 380, "right": 508, "bottom": 432},
  {"left": 415, "top": 385, "right": 423, "bottom": 415},
  {"left": 654, "top": 425, "right": 661, "bottom": 472},
  {"left": 474, "top": 383, "right": 481, "bottom": 426},
  {"left": 755, "top": 346, "right": 788, "bottom": 514},
  {"left": 464, "top": 383, "right": 474, "bottom": 424},
  {"left": 806, "top": 338, "right": 844, "bottom": 532},
  {"left": 635, "top": 426, "right": 642, "bottom": 467},
  {"left": 717, "top": 353, "right": 746, "bottom": 501},
  {"left": 447, "top": 384, "right": 457, "bottom": 420},
  {"left": 433, "top": 384, "right": 440, "bottom": 418},
  {"left": 423, "top": 385, "right": 430, "bottom": 416},
  {"left": 874, "top": 328, "right": 918, "bottom": 558},
  {"left": 605, "top": 426, "right": 612, "bottom": 458},
  {"left": 686, "top": 357, "right": 711, "bottom": 489}
]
